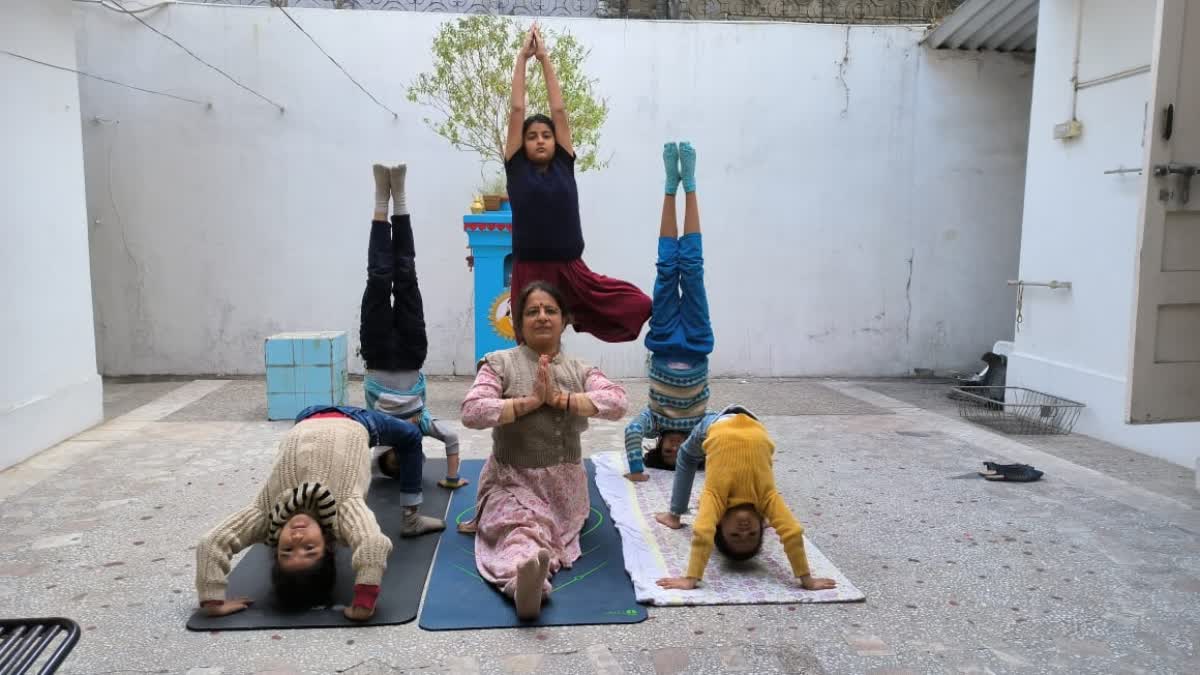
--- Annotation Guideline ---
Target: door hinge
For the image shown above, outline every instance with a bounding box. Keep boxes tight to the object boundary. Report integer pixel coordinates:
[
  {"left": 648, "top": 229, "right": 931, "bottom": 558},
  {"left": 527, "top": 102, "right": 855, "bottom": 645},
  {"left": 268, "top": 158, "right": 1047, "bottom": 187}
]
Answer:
[{"left": 1153, "top": 163, "right": 1197, "bottom": 204}]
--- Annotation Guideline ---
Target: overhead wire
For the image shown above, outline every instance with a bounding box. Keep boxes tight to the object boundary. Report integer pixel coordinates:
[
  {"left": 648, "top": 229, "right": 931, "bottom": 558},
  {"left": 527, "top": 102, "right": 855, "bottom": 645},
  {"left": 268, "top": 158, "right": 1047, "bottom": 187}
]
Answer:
[
  {"left": 1, "top": 48, "right": 211, "bottom": 107},
  {"left": 275, "top": 6, "right": 398, "bottom": 119},
  {"left": 106, "top": 0, "right": 286, "bottom": 112}
]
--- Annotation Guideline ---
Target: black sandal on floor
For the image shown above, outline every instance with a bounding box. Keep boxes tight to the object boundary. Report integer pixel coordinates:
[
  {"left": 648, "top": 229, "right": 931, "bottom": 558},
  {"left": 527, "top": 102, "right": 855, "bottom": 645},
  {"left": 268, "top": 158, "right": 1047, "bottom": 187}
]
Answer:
[
  {"left": 978, "top": 461, "right": 1030, "bottom": 476},
  {"left": 979, "top": 461, "right": 1043, "bottom": 482}
]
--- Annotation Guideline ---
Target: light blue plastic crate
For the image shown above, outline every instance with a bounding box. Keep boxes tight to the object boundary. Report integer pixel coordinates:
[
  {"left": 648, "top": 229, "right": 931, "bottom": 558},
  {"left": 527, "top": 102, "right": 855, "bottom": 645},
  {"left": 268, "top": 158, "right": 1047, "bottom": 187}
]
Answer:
[
  {"left": 266, "top": 366, "right": 297, "bottom": 394},
  {"left": 264, "top": 331, "right": 348, "bottom": 420},
  {"left": 266, "top": 392, "right": 303, "bottom": 421},
  {"left": 264, "top": 338, "right": 295, "bottom": 366}
]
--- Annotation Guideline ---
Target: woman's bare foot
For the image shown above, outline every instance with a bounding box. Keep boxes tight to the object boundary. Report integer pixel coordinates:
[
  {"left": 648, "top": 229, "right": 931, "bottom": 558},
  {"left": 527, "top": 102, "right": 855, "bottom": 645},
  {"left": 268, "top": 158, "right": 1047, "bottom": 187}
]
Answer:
[{"left": 514, "top": 552, "right": 547, "bottom": 620}]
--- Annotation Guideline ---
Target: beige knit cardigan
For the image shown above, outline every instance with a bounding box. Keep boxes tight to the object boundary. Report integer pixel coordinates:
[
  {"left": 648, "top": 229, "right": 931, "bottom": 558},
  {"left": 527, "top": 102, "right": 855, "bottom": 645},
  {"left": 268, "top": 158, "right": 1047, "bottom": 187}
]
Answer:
[{"left": 194, "top": 418, "right": 393, "bottom": 603}]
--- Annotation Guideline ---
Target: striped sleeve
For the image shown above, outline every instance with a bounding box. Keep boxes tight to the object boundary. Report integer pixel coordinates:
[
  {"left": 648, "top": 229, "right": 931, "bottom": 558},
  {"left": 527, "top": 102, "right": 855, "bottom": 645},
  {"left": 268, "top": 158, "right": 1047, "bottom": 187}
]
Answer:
[{"left": 624, "top": 408, "right": 653, "bottom": 474}]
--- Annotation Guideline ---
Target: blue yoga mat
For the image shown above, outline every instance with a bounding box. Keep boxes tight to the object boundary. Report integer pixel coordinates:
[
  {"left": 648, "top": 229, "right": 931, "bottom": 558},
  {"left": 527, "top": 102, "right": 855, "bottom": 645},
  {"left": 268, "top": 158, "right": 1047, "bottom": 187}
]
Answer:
[{"left": 419, "top": 459, "right": 648, "bottom": 630}]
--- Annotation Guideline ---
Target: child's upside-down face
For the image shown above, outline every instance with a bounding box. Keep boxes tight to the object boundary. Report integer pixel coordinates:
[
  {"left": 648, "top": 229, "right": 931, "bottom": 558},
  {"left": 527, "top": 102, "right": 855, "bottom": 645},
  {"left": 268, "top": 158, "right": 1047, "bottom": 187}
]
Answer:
[
  {"left": 718, "top": 507, "right": 765, "bottom": 558},
  {"left": 275, "top": 513, "right": 328, "bottom": 572},
  {"left": 659, "top": 432, "right": 686, "bottom": 466}
]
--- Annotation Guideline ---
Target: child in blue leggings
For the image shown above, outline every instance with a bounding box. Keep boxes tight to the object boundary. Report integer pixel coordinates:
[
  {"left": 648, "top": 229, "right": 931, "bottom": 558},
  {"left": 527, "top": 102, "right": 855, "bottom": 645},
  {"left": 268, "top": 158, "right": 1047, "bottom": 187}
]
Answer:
[{"left": 624, "top": 142, "right": 714, "bottom": 480}]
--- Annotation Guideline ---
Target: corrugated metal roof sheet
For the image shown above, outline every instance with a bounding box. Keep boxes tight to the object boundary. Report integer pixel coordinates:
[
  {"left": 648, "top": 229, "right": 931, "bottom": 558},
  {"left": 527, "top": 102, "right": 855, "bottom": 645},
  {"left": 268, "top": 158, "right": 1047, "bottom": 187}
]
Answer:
[{"left": 923, "top": 0, "right": 1039, "bottom": 53}]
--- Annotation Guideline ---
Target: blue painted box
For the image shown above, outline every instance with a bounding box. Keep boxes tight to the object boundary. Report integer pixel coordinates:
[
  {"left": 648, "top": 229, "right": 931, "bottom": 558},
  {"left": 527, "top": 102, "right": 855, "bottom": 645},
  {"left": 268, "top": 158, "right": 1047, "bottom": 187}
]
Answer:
[
  {"left": 264, "top": 331, "right": 348, "bottom": 420},
  {"left": 464, "top": 205, "right": 516, "bottom": 363}
]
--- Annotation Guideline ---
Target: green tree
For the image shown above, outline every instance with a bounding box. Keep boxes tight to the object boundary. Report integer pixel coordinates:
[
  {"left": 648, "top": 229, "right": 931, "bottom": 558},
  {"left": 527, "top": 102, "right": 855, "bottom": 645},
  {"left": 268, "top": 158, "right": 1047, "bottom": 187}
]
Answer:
[{"left": 406, "top": 15, "right": 609, "bottom": 178}]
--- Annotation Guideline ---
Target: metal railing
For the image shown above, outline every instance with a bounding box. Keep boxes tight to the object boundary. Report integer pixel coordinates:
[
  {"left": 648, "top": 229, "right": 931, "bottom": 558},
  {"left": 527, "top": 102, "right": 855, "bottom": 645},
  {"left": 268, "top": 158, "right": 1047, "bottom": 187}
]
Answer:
[
  {"left": 193, "top": 0, "right": 966, "bottom": 23},
  {"left": 0, "top": 618, "right": 81, "bottom": 675}
]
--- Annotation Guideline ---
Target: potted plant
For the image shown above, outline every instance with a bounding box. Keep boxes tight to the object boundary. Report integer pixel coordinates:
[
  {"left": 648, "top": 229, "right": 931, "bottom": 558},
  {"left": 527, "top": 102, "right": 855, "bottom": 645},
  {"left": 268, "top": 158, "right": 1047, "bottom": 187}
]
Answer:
[
  {"left": 407, "top": 14, "right": 609, "bottom": 206},
  {"left": 480, "top": 171, "right": 507, "bottom": 212}
]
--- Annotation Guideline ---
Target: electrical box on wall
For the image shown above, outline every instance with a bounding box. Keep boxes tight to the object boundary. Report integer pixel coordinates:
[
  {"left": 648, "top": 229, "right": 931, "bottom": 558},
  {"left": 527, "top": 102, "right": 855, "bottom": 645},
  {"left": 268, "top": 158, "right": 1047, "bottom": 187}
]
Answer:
[{"left": 1053, "top": 119, "right": 1084, "bottom": 140}]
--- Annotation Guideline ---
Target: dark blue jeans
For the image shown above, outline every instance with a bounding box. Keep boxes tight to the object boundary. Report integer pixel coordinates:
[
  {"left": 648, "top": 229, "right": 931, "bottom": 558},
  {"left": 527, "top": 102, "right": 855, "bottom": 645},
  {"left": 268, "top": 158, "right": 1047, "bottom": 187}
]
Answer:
[
  {"left": 296, "top": 405, "right": 425, "bottom": 506},
  {"left": 643, "top": 233, "right": 714, "bottom": 361}
]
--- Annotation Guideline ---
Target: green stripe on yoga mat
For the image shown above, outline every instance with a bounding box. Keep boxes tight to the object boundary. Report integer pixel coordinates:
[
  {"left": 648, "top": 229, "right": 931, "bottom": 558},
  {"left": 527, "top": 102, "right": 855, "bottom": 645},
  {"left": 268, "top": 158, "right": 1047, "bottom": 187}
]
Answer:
[
  {"left": 418, "top": 459, "right": 647, "bottom": 630},
  {"left": 185, "top": 460, "right": 451, "bottom": 631}
]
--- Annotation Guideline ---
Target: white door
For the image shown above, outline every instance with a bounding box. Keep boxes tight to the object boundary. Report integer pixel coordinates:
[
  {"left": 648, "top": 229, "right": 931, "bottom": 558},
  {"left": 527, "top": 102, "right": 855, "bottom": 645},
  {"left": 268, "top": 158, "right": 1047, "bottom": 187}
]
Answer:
[{"left": 1127, "top": 0, "right": 1200, "bottom": 423}]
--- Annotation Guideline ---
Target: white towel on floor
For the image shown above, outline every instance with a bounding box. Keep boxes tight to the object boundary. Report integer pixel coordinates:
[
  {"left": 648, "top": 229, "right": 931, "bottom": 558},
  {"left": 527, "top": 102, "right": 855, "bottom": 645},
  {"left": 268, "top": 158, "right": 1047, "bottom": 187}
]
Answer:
[{"left": 592, "top": 451, "right": 866, "bottom": 606}]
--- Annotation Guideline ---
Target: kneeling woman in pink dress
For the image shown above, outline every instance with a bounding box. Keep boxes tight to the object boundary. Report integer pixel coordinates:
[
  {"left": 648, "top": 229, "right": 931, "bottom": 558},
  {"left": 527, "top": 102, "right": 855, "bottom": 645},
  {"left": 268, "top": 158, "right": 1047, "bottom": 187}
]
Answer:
[{"left": 460, "top": 280, "right": 628, "bottom": 620}]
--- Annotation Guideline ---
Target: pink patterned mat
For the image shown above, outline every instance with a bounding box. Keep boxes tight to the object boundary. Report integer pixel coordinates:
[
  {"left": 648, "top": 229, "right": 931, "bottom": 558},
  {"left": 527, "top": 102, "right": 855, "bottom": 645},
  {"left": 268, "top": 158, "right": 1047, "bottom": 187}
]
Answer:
[{"left": 593, "top": 451, "right": 866, "bottom": 606}]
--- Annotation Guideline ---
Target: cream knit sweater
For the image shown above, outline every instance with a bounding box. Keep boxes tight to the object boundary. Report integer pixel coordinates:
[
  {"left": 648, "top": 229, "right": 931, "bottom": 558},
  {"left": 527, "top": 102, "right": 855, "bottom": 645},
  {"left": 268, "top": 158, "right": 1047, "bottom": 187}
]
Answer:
[{"left": 195, "top": 418, "right": 393, "bottom": 603}]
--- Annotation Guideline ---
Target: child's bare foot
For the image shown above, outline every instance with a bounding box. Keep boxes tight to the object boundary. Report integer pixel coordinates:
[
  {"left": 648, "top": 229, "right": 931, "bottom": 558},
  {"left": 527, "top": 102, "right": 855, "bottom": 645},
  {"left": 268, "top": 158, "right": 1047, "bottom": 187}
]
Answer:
[
  {"left": 514, "top": 551, "right": 548, "bottom": 620},
  {"left": 655, "top": 512, "right": 683, "bottom": 529}
]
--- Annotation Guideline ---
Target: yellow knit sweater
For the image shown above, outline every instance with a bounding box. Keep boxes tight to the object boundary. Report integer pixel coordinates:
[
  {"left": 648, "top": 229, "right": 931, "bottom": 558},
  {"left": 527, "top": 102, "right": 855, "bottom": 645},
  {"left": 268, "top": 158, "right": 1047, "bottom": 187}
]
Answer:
[
  {"left": 195, "top": 418, "right": 393, "bottom": 603},
  {"left": 687, "top": 414, "right": 811, "bottom": 580}
]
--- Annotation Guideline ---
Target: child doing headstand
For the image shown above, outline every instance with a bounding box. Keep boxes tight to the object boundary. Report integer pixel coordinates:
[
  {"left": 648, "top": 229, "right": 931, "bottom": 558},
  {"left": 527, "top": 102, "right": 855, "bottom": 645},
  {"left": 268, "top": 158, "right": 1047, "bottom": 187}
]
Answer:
[
  {"left": 624, "top": 142, "right": 713, "bottom": 480},
  {"left": 362, "top": 163, "right": 465, "bottom": 489}
]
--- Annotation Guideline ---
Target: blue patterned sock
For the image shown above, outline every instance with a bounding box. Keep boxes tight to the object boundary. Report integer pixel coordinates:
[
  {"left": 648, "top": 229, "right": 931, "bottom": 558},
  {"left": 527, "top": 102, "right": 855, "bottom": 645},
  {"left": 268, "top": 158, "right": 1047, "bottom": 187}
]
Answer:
[
  {"left": 680, "top": 142, "right": 697, "bottom": 193},
  {"left": 663, "top": 142, "right": 680, "bottom": 195}
]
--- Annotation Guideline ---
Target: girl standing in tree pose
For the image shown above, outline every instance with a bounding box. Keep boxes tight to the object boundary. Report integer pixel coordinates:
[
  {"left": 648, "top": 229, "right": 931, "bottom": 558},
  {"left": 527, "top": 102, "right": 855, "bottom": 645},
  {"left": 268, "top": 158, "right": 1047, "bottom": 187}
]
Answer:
[
  {"left": 505, "top": 24, "right": 651, "bottom": 343},
  {"left": 362, "top": 163, "right": 465, "bottom": 490},
  {"left": 624, "top": 142, "right": 713, "bottom": 480}
]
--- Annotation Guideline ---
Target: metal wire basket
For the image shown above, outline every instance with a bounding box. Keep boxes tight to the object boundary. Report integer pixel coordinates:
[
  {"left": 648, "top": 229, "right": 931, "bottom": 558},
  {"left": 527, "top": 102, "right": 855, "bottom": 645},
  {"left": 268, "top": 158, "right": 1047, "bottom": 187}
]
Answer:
[{"left": 951, "top": 386, "right": 1084, "bottom": 435}]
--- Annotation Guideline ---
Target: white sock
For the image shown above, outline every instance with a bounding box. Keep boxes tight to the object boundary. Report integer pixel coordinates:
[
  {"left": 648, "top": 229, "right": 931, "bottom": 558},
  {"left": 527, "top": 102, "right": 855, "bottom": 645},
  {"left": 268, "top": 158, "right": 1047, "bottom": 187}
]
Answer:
[
  {"left": 373, "top": 164, "right": 389, "bottom": 217},
  {"left": 390, "top": 164, "right": 408, "bottom": 216}
]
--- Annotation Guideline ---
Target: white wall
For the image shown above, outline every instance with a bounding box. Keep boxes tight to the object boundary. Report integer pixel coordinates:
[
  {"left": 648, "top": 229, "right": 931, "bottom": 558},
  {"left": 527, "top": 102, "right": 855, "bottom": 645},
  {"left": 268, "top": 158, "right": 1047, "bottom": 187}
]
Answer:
[
  {"left": 1009, "top": 0, "right": 1200, "bottom": 468},
  {"left": 75, "top": 5, "right": 1033, "bottom": 378},
  {"left": 1, "top": 0, "right": 103, "bottom": 470}
]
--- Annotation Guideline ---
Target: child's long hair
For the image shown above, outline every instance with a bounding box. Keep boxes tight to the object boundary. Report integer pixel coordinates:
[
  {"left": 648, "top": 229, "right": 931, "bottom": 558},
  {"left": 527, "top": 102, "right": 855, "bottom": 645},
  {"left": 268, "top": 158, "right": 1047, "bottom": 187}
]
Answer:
[{"left": 270, "top": 528, "right": 338, "bottom": 611}]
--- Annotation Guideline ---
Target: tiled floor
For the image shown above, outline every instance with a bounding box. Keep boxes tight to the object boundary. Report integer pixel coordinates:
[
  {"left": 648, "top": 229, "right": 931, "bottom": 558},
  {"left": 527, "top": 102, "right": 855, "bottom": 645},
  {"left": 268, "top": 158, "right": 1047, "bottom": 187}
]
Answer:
[{"left": 0, "top": 377, "right": 1196, "bottom": 674}]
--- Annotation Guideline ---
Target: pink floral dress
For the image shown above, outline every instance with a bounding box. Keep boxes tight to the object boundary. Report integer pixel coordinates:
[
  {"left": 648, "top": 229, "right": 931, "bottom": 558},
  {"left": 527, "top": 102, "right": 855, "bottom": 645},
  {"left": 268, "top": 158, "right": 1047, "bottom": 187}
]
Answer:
[{"left": 461, "top": 362, "right": 626, "bottom": 597}]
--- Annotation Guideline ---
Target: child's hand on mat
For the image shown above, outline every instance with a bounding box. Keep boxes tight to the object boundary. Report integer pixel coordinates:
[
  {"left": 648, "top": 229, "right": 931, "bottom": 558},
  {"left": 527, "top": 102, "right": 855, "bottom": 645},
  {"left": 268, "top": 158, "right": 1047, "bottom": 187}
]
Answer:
[
  {"left": 457, "top": 520, "right": 478, "bottom": 535},
  {"left": 438, "top": 477, "right": 470, "bottom": 489},
  {"left": 343, "top": 605, "right": 375, "bottom": 622},
  {"left": 800, "top": 575, "right": 837, "bottom": 591},
  {"left": 202, "top": 598, "right": 253, "bottom": 617},
  {"left": 654, "top": 512, "right": 683, "bottom": 529},
  {"left": 624, "top": 472, "right": 649, "bottom": 482},
  {"left": 656, "top": 577, "right": 698, "bottom": 590}
]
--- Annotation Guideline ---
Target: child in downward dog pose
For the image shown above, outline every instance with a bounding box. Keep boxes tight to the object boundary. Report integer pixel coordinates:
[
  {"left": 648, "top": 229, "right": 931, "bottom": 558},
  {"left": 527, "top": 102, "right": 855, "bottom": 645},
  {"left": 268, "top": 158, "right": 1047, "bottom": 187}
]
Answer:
[
  {"left": 654, "top": 411, "right": 837, "bottom": 592},
  {"left": 624, "top": 142, "right": 712, "bottom": 480},
  {"left": 362, "top": 163, "right": 465, "bottom": 490},
  {"left": 505, "top": 24, "right": 651, "bottom": 343}
]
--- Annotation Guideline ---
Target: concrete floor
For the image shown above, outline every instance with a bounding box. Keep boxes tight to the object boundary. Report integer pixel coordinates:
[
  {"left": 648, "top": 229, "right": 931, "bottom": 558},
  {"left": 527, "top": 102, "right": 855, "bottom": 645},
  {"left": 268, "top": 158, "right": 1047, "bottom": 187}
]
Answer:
[{"left": 1, "top": 377, "right": 1198, "bottom": 675}]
